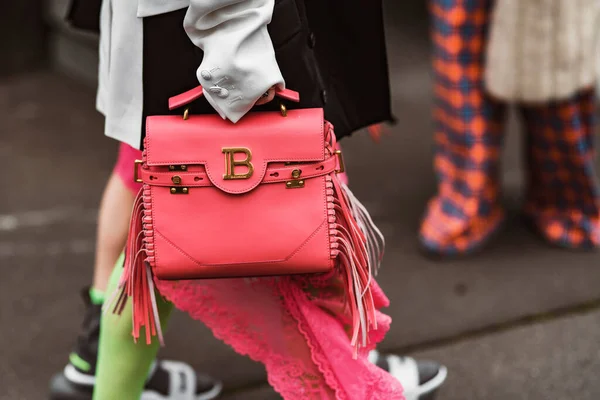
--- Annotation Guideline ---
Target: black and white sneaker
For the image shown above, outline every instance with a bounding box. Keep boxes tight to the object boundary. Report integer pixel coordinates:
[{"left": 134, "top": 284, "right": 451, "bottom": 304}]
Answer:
[
  {"left": 48, "top": 288, "right": 222, "bottom": 400},
  {"left": 369, "top": 350, "right": 447, "bottom": 400}
]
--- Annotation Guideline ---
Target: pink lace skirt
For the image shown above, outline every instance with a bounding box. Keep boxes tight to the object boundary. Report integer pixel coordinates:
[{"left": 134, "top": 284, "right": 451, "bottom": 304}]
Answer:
[{"left": 156, "top": 273, "right": 403, "bottom": 399}]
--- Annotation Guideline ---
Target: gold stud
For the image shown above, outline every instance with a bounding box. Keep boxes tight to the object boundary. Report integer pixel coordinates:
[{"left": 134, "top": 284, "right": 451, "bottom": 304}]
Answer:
[
  {"left": 169, "top": 166, "right": 175, "bottom": 171},
  {"left": 182, "top": 187, "right": 189, "bottom": 194},
  {"left": 291, "top": 169, "right": 301, "bottom": 179},
  {"left": 172, "top": 176, "right": 181, "bottom": 185},
  {"left": 181, "top": 165, "right": 187, "bottom": 171},
  {"left": 170, "top": 188, "right": 176, "bottom": 194}
]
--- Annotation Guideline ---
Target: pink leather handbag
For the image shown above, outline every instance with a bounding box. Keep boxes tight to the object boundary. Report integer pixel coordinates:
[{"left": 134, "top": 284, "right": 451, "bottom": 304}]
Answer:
[{"left": 112, "top": 86, "right": 385, "bottom": 356}]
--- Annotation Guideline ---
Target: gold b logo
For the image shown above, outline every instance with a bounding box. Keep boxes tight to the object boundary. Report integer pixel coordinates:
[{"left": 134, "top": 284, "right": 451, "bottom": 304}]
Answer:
[{"left": 222, "top": 148, "right": 254, "bottom": 180}]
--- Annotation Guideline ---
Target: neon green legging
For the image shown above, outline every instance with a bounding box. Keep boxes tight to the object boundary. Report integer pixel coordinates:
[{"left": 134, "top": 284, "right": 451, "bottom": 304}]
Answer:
[{"left": 93, "top": 253, "right": 174, "bottom": 400}]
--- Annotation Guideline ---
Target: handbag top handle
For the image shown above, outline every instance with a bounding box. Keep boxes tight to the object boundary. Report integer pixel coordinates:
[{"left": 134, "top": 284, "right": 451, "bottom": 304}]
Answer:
[{"left": 168, "top": 85, "right": 301, "bottom": 111}]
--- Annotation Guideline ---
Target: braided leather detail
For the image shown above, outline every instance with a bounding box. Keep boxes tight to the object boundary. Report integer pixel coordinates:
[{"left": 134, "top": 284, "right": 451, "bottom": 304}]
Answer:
[
  {"left": 324, "top": 122, "right": 339, "bottom": 259},
  {"left": 142, "top": 184, "right": 155, "bottom": 266},
  {"left": 327, "top": 177, "right": 339, "bottom": 259}
]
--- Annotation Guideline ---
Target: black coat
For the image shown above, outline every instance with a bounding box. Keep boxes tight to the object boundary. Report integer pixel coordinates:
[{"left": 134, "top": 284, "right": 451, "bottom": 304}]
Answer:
[{"left": 68, "top": 0, "right": 392, "bottom": 140}]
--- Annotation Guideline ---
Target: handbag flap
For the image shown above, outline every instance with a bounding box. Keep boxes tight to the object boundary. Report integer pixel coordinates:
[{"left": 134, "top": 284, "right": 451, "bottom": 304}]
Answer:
[{"left": 145, "top": 108, "right": 325, "bottom": 194}]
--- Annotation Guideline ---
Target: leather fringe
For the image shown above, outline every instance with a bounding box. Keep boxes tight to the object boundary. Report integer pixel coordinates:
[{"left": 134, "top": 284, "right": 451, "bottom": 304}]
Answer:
[
  {"left": 324, "top": 121, "right": 385, "bottom": 358},
  {"left": 105, "top": 186, "right": 164, "bottom": 346},
  {"left": 329, "top": 174, "right": 384, "bottom": 358}
]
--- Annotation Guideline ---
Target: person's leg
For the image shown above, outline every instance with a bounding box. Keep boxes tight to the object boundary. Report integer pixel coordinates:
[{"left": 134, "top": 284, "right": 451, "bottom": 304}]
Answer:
[
  {"left": 50, "top": 143, "right": 222, "bottom": 400},
  {"left": 94, "top": 254, "right": 174, "bottom": 400},
  {"left": 67, "top": 142, "right": 142, "bottom": 375},
  {"left": 521, "top": 89, "right": 600, "bottom": 249},
  {"left": 91, "top": 141, "right": 142, "bottom": 298},
  {"left": 91, "top": 173, "right": 136, "bottom": 293},
  {"left": 419, "top": 0, "right": 507, "bottom": 256}
]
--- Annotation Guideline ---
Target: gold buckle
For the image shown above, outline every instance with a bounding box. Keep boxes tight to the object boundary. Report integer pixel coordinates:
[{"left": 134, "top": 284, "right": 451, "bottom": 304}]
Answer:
[
  {"left": 170, "top": 187, "right": 189, "bottom": 195},
  {"left": 334, "top": 150, "right": 345, "bottom": 174},
  {"left": 285, "top": 168, "right": 305, "bottom": 189},
  {"left": 133, "top": 160, "right": 143, "bottom": 183}
]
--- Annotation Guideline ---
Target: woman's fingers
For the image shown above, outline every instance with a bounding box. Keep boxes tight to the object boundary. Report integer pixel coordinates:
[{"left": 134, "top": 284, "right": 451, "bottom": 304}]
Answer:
[{"left": 255, "top": 87, "right": 276, "bottom": 105}]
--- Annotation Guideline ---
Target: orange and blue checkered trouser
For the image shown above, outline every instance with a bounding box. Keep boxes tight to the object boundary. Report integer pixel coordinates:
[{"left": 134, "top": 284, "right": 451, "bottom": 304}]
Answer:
[
  {"left": 420, "top": 0, "right": 600, "bottom": 254},
  {"left": 521, "top": 91, "right": 600, "bottom": 249}
]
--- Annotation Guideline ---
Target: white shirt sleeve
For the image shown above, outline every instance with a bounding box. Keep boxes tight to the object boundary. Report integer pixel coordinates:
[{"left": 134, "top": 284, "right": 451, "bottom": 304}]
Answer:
[{"left": 184, "top": 0, "right": 285, "bottom": 123}]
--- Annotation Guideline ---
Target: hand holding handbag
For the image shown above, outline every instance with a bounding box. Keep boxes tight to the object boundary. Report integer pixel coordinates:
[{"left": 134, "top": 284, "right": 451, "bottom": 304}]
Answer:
[{"left": 110, "top": 86, "right": 385, "bottom": 357}]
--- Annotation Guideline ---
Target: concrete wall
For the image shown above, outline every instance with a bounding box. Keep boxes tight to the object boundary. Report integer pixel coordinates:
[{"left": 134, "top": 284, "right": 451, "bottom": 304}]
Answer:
[
  {"left": 46, "top": 0, "right": 99, "bottom": 85},
  {"left": 0, "top": 0, "right": 48, "bottom": 76}
]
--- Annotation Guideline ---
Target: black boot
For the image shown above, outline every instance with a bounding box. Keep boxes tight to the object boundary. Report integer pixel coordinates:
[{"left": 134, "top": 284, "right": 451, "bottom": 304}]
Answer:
[{"left": 49, "top": 288, "right": 222, "bottom": 400}]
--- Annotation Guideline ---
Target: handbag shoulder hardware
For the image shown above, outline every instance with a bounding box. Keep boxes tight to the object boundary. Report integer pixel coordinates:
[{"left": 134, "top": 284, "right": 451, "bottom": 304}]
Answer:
[{"left": 109, "top": 86, "right": 385, "bottom": 357}]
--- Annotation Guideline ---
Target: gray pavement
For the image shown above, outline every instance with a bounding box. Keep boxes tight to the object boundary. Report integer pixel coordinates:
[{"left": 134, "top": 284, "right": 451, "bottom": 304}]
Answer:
[
  {"left": 3, "top": 6, "right": 600, "bottom": 399},
  {"left": 412, "top": 310, "right": 600, "bottom": 400},
  {"left": 220, "top": 309, "right": 600, "bottom": 400}
]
